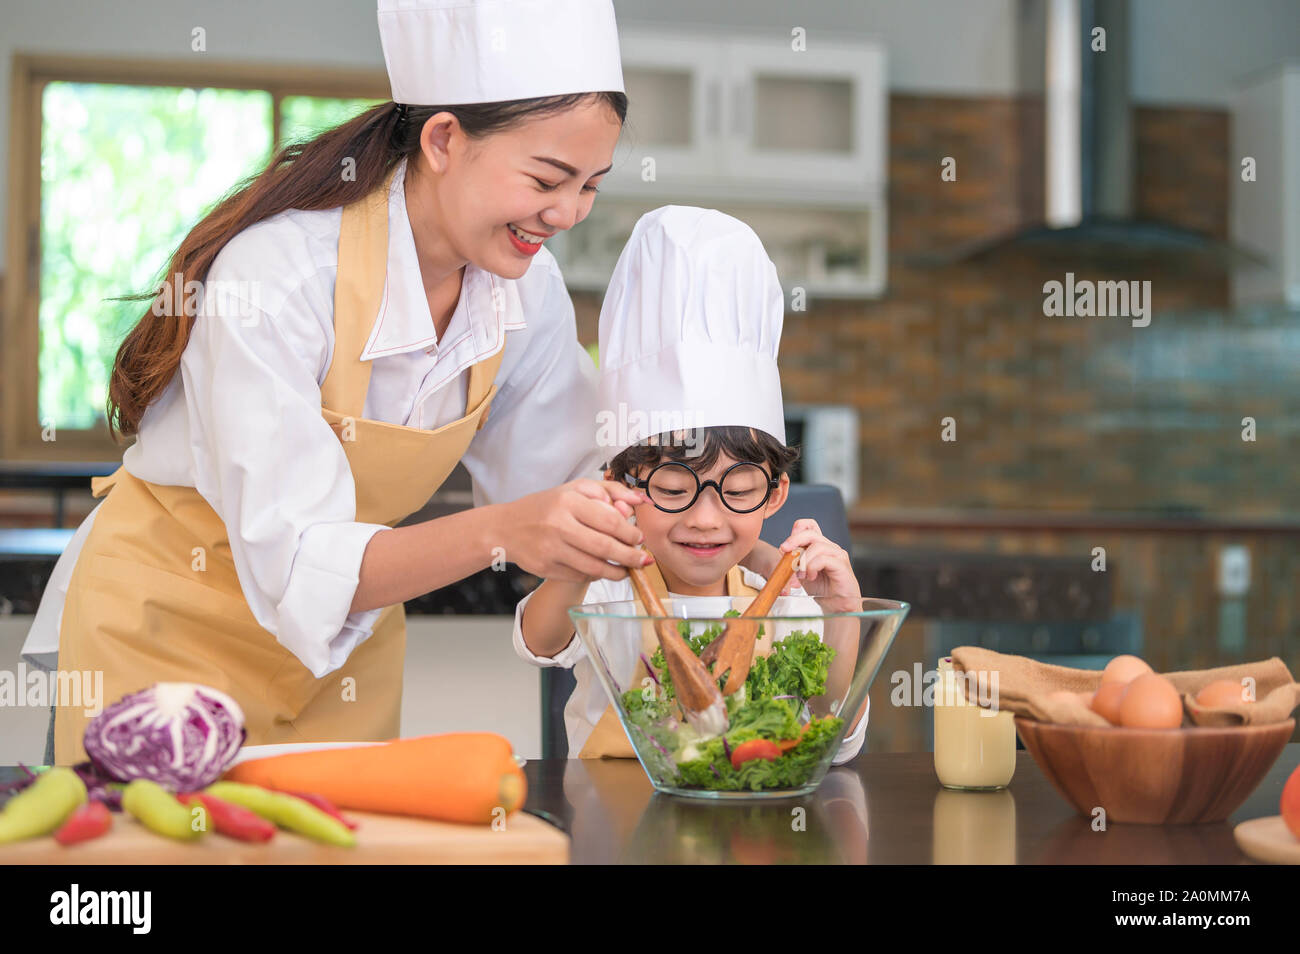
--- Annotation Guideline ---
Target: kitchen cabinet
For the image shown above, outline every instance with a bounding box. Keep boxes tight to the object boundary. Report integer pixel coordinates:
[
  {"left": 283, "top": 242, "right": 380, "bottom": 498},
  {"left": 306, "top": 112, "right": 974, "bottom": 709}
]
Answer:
[
  {"left": 723, "top": 37, "right": 886, "bottom": 190},
  {"left": 605, "top": 31, "right": 725, "bottom": 183},
  {"left": 551, "top": 28, "right": 888, "bottom": 298},
  {"left": 605, "top": 30, "right": 886, "bottom": 192}
]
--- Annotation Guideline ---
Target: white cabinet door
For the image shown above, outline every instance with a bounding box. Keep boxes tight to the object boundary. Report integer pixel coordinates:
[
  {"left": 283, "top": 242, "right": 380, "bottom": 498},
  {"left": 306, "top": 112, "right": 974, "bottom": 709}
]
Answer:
[
  {"left": 603, "top": 31, "right": 728, "bottom": 192},
  {"left": 723, "top": 37, "right": 886, "bottom": 191}
]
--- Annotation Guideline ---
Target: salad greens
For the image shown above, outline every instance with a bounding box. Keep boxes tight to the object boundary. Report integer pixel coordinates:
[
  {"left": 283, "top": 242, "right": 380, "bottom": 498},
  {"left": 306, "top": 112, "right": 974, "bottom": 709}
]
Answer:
[{"left": 621, "top": 611, "right": 844, "bottom": 792}]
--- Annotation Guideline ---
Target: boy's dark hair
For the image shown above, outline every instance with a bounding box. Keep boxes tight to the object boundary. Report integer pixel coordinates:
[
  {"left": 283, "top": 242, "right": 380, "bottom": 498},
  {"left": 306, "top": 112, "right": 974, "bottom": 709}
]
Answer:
[{"left": 606, "top": 425, "right": 800, "bottom": 485}]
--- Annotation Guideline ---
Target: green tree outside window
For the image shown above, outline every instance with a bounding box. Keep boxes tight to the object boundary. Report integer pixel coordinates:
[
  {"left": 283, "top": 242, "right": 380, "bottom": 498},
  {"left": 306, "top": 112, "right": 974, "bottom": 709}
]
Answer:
[{"left": 38, "top": 85, "right": 381, "bottom": 429}]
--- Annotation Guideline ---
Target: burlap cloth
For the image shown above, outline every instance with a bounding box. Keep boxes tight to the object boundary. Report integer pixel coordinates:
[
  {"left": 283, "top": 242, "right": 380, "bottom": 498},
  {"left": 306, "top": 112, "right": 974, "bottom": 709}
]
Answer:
[{"left": 949, "top": 647, "right": 1300, "bottom": 728}]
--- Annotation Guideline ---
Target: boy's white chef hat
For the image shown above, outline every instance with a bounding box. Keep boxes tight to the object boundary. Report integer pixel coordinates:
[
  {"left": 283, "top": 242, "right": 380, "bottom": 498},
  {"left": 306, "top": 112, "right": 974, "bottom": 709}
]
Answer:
[
  {"left": 378, "top": 0, "right": 624, "bottom": 105},
  {"left": 597, "top": 205, "right": 786, "bottom": 461}
]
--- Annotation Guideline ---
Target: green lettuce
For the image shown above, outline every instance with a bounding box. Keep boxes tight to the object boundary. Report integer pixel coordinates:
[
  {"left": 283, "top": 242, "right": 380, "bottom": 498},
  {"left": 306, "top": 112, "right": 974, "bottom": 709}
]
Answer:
[
  {"left": 675, "top": 715, "right": 843, "bottom": 792},
  {"left": 619, "top": 621, "right": 845, "bottom": 792},
  {"left": 746, "top": 630, "right": 835, "bottom": 701}
]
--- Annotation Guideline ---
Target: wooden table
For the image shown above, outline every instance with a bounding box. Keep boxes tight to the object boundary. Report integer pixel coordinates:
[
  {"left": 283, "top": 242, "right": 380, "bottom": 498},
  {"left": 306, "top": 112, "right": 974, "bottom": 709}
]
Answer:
[{"left": 519, "top": 744, "right": 1300, "bottom": 864}]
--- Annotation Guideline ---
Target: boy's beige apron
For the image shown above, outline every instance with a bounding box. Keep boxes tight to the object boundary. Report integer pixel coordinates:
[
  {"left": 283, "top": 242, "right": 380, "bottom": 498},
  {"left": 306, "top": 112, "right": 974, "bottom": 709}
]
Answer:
[
  {"left": 55, "top": 168, "right": 504, "bottom": 764},
  {"left": 577, "top": 562, "right": 761, "bottom": 758}
]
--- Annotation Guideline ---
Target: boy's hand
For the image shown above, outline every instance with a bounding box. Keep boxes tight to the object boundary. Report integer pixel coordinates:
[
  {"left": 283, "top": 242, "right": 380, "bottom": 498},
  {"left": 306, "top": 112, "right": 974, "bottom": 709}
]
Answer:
[{"left": 778, "top": 519, "right": 861, "bottom": 609}]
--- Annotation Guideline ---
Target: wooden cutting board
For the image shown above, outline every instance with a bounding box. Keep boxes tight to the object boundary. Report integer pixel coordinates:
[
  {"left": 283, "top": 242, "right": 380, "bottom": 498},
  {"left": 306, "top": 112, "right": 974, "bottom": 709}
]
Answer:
[
  {"left": 0, "top": 809, "right": 568, "bottom": 865},
  {"left": 1233, "top": 816, "right": 1300, "bottom": 865}
]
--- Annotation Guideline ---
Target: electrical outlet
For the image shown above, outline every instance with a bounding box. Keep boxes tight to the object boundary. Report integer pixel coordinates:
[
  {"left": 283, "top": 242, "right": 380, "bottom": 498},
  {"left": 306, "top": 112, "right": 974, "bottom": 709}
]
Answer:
[{"left": 1217, "top": 545, "right": 1251, "bottom": 597}]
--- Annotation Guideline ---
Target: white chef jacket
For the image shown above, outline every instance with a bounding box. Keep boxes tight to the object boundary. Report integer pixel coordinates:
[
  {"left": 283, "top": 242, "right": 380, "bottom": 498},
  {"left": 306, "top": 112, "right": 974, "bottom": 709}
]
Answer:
[
  {"left": 23, "top": 156, "right": 604, "bottom": 678},
  {"left": 513, "top": 569, "right": 869, "bottom": 763}
]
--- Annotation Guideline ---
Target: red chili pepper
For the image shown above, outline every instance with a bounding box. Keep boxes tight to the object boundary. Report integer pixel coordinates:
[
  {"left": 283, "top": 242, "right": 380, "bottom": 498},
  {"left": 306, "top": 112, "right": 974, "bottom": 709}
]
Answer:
[
  {"left": 178, "top": 792, "right": 275, "bottom": 842},
  {"left": 730, "top": 739, "right": 782, "bottom": 770},
  {"left": 285, "top": 791, "right": 359, "bottom": 831},
  {"left": 54, "top": 800, "right": 112, "bottom": 845}
]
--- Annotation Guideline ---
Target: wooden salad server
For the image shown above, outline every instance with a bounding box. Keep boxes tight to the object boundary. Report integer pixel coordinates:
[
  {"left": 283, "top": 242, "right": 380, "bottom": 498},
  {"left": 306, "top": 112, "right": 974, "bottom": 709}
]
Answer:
[
  {"left": 699, "top": 547, "right": 804, "bottom": 696},
  {"left": 622, "top": 512, "right": 728, "bottom": 735},
  {"left": 626, "top": 562, "right": 729, "bottom": 736}
]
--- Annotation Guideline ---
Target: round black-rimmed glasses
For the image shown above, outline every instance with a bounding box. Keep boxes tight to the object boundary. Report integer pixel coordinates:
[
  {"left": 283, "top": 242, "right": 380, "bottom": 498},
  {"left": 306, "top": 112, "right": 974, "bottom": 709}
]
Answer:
[{"left": 623, "top": 461, "right": 779, "bottom": 514}]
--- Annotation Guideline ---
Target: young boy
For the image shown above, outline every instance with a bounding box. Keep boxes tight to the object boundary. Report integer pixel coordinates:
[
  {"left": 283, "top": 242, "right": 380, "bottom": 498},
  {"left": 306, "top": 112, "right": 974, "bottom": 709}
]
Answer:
[{"left": 513, "top": 206, "right": 865, "bottom": 760}]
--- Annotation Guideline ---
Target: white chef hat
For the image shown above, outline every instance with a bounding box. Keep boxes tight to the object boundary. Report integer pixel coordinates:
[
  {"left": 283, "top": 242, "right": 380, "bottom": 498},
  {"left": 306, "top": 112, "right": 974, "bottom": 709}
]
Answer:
[
  {"left": 597, "top": 206, "right": 787, "bottom": 462},
  {"left": 378, "top": 0, "right": 624, "bottom": 106}
]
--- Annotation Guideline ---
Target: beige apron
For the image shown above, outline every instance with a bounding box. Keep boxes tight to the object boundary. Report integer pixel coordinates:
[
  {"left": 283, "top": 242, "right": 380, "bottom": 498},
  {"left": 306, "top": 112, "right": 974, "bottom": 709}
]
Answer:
[
  {"left": 54, "top": 167, "right": 504, "bottom": 764},
  {"left": 578, "top": 562, "right": 761, "bottom": 758}
]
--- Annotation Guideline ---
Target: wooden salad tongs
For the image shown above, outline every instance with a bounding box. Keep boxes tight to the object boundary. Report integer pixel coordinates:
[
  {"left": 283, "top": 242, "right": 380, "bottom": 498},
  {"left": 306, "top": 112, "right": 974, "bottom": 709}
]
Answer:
[
  {"left": 622, "top": 512, "right": 728, "bottom": 735},
  {"left": 625, "top": 561, "right": 729, "bottom": 736},
  {"left": 699, "top": 547, "right": 804, "bottom": 695}
]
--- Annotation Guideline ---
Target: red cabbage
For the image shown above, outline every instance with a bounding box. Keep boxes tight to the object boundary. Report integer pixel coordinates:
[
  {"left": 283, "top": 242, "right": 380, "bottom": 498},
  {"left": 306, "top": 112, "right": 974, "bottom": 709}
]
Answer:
[{"left": 83, "top": 683, "right": 246, "bottom": 791}]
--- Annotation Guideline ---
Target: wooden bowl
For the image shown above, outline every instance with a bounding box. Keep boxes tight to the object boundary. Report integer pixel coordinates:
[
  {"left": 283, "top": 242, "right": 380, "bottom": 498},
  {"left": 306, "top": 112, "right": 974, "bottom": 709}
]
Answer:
[{"left": 1015, "top": 717, "right": 1295, "bottom": 825}]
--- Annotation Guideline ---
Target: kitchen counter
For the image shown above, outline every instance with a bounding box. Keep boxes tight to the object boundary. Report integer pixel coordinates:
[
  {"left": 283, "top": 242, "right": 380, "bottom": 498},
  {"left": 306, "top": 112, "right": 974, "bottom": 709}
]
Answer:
[
  {"left": 517, "top": 745, "right": 1300, "bottom": 864},
  {"left": 2, "top": 746, "right": 1294, "bottom": 864}
]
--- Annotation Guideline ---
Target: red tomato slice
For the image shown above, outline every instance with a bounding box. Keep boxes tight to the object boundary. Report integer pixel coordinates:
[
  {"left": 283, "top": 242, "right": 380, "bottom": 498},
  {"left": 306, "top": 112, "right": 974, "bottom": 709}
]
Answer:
[{"left": 730, "top": 739, "right": 781, "bottom": 770}]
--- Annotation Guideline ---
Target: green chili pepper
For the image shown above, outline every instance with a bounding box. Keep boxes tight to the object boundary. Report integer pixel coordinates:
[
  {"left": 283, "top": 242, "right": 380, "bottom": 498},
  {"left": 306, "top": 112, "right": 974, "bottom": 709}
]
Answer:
[
  {"left": 205, "top": 781, "right": 355, "bottom": 847},
  {"left": 122, "top": 779, "right": 204, "bottom": 841},
  {"left": 0, "top": 766, "right": 87, "bottom": 843}
]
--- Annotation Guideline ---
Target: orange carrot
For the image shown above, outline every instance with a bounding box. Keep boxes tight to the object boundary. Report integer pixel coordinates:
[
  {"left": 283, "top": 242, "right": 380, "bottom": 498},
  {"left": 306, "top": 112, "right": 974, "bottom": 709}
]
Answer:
[{"left": 222, "top": 733, "right": 525, "bottom": 826}]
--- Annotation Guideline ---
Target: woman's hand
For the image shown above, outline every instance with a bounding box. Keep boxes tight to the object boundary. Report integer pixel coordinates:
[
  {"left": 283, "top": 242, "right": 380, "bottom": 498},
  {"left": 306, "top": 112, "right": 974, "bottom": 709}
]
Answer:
[
  {"left": 779, "top": 518, "right": 861, "bottom": 611},
  {"left": 499, "top": 478, "right": 653, "bottom": 583}
]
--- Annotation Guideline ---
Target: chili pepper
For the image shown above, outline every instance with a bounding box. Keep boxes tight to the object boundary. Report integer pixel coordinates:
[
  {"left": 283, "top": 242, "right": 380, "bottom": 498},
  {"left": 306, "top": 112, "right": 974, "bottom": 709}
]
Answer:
[
  {"left": 204, "top": 782, "right": 355, "bottom": 848},
  {"left": 122, "top": 779, "right": 204, "bottom": 841},
  {"left": 0, "top": 766, "right": 87, "bottom": 843},
  {"left": 178, "top": 792, "right": 275, "bottom": 842},
  {"left": 54, "top": 800, "right": 112, "bottom": 845},
  {"left": 285, "top": 791, "right": 359, "bottom": 830}
]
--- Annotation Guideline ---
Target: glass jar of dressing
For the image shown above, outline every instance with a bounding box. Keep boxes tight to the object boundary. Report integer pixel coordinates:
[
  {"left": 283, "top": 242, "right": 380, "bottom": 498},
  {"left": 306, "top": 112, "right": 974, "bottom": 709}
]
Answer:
[{"left": 933, "top": 656, "right": 1016, "bottom": 790}]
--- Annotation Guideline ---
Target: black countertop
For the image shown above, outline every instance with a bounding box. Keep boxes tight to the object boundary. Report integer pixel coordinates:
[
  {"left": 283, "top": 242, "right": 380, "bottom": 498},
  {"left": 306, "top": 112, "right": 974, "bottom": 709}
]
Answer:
[{"left": 513, "top": 746, "right": 1298, "bottom": 864}]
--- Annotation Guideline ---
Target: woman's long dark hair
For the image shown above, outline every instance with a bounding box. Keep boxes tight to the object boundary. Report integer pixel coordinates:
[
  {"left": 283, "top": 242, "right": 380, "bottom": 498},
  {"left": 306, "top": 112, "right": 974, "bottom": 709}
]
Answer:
[{"left": 106, "top": 91, "right": 628, "bottom": 439}]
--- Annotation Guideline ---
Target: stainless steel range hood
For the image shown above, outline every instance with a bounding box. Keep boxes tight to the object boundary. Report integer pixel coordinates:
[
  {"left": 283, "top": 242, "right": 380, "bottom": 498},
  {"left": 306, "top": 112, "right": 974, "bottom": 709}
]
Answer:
[{"left": 925, "top": 0, "right": 1264, "bottom": 268}]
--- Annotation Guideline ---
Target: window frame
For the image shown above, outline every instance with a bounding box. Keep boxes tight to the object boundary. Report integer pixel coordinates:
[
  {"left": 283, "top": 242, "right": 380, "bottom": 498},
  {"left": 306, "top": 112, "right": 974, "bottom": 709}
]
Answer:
[{"left": 2, "top": 53, "right": 389, "bottom": 461}]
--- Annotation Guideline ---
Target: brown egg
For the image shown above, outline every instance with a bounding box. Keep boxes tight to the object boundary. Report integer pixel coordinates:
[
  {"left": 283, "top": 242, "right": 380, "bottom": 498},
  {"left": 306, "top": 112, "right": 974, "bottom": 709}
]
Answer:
[
  {"left": 1090, "top": 682, "right": 1127, "bottom": 724},
  {"left": 1118, "top": 673, "right": 1184, "bottom": 729},
  {"left": 1195, "top": 679, "right": 1253, "bottom": 708},
  {"left": 1101, "top": 654, "right": 1153, "bottom": 686}
]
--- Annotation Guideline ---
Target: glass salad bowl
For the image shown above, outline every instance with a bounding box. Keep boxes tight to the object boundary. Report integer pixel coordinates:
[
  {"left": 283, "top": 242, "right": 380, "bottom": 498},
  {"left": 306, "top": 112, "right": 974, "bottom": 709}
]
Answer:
[{"left": 569, "top": 597, "right": 908, "bottom": 799}]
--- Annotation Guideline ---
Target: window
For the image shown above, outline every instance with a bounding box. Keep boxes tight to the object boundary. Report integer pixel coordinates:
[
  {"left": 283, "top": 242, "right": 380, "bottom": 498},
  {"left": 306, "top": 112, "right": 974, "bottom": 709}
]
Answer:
[{"left": 3, "top": 55, "right": 387, "bottom": 459}]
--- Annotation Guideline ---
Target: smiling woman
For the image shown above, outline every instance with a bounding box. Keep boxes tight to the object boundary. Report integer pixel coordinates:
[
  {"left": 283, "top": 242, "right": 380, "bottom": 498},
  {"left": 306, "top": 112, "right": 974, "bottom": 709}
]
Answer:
[
  {"left": 24, "top": 0, "right": 655, "bottom": 766},
  {"left": 398, "top": 95, "right": 620, "bottom": 335}
]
